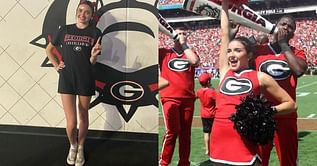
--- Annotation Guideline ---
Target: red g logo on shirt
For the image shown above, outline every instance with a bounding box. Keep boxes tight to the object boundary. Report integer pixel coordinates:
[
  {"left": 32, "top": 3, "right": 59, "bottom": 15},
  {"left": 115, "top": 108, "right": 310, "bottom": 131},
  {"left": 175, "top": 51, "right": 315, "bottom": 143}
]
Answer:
[
  {"left": 220, "top": 77, "right": 252, "bottom": 95},
  {"left": 259, "top": 60, "right": 291, "bottom": 80},
  {"left": 168, "top": 58, "right": 190, "bottom": 72}
]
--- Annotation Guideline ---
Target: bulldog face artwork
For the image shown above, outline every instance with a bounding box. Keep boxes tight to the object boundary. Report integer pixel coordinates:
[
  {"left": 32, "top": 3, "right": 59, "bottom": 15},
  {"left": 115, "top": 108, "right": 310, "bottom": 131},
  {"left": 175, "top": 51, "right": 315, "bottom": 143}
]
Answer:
[{"left": 93, "top": 0, "right": 159, "bottom": 124}]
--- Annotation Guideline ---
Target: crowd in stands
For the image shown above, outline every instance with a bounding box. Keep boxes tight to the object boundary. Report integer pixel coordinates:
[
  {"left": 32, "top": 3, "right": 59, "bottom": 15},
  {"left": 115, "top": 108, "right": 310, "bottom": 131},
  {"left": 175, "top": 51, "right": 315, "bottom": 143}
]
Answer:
[
  {"left": 290, "top": 18, "right": 317, "bottom": 68},
  {"left": 159, "top": 18, "right": 317, "bottom": 69},
  {"left": 249, "top": 0, "right": 317, "bottom": 11}
]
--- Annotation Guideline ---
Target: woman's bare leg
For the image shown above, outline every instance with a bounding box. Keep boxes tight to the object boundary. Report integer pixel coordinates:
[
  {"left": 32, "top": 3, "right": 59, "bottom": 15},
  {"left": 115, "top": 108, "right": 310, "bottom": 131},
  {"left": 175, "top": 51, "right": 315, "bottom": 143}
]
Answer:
[
  {"left": 77, "top": 95, "right": 91, "bottom": 146},
  {"left": 204, "top": 133, "right": 210, "bottom": 155},
  {"left": 61, "top": 94, "right": 77, "bottom": 145}
]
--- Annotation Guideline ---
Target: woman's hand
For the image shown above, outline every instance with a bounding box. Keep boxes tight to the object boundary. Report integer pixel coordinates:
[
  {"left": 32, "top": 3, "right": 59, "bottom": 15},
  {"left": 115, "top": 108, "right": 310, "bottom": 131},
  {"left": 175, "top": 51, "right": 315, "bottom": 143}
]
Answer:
[
  {"left": 229, "top": 22, "right": 240, "bottom": 40},
  {"left": 55, "top": 61, "right": 65, "bottom": 72},
  {"left": 91, "top": 37, "right": 102, "bottom": 58},
  {"left": 90, "top": 37, "right": 102, "bottom": 64}
]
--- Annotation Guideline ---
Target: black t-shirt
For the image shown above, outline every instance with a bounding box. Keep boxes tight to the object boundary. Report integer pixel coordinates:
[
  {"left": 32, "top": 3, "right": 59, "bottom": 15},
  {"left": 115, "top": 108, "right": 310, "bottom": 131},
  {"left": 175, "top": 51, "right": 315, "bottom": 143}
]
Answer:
[
  {"left": 52, "top": 24, "right": 102, "bottom": 95},
  {"left": 52, "top": 24, "right": 101, "bottom": 71}
]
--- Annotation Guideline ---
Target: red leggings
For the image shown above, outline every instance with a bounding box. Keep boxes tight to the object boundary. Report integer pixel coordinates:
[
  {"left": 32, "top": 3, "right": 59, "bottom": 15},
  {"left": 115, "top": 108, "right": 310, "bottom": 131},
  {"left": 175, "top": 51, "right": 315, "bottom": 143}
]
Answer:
[
  {"left": 258, "top": 118, "right": 298, "bottom": 166},
  {"left": 159, "top": 98, "right": 194, "bottom": 166}
]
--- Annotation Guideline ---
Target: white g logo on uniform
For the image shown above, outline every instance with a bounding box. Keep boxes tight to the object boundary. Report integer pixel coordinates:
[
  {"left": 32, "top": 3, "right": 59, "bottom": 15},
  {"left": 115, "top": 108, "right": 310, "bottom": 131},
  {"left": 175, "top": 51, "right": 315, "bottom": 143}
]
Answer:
[{"left": 168, "top": 58, "right": 190, "bottom": 72}]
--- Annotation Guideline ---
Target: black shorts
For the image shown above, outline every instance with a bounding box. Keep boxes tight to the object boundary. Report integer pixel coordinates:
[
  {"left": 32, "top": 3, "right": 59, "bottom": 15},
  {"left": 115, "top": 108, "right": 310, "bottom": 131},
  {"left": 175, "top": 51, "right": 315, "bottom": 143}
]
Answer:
[
  {"left": 201, "top": 118, "right": 214, "bottom": 133},
  {"left": 58, "top": 68, "right": 95, "bottom": 96}
]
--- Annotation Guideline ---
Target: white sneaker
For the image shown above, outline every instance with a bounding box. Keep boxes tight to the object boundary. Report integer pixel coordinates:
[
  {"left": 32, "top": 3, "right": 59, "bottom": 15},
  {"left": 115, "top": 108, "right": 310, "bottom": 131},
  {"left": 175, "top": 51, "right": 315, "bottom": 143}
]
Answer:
[
  {"left": 67, "top": 148, "right": 77, "bottom": 165},
  {"left": 75, "top": 146, "right": 85, "bottom": 166}
]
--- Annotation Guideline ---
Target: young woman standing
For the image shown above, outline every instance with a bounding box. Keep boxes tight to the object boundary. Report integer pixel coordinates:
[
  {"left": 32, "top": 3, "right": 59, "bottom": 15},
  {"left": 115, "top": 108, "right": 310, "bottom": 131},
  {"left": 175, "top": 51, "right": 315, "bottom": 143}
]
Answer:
[{"left": 46, "top": 1, "right": 101, "bottom": 165}]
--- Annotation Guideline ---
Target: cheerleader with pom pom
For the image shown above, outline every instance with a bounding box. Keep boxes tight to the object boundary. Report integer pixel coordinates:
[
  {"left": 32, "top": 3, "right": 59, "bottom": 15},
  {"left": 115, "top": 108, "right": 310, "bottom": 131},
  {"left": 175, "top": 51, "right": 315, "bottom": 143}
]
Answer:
[{"left": 209, "top": 0, "right": 296, "bottom": 165}]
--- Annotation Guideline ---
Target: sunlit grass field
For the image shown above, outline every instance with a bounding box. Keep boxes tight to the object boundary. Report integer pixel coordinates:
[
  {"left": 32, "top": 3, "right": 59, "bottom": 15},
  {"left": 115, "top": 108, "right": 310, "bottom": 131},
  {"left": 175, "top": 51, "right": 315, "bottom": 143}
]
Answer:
[
  {"left": 159, "top": 75, "right": 317, "bottom": 118},
  {"left": 158, "top": 75, "right": 317, "bottom": 165},
  {"left": 159, "top": 128, "right": 317, "bottom": 166}
]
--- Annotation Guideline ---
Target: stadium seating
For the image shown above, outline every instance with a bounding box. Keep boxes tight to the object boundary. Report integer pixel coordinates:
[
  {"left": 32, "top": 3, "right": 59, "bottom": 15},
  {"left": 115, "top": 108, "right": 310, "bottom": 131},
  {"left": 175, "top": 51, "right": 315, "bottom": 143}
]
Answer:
[{"left": 159, "top": 18, "right": 317, "bottom": 68}]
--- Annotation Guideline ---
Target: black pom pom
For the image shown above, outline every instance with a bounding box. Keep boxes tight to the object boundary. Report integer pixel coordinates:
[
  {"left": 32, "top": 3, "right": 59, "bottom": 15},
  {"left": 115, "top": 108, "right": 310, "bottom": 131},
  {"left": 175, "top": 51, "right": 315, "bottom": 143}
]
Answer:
[{"left": 230, "top": 93, "right": 276, "bottom": 145}]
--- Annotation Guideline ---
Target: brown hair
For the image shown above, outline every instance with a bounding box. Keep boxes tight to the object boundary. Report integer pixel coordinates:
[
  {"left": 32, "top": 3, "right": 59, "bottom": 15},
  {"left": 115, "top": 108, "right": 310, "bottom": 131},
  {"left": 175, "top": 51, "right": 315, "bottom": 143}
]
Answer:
[
  {"left": 78, "top": 0, "right": 94, "bottom": 13},
  {"left": 231, "top": 36, "right": 255, "bottom": 55}
]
